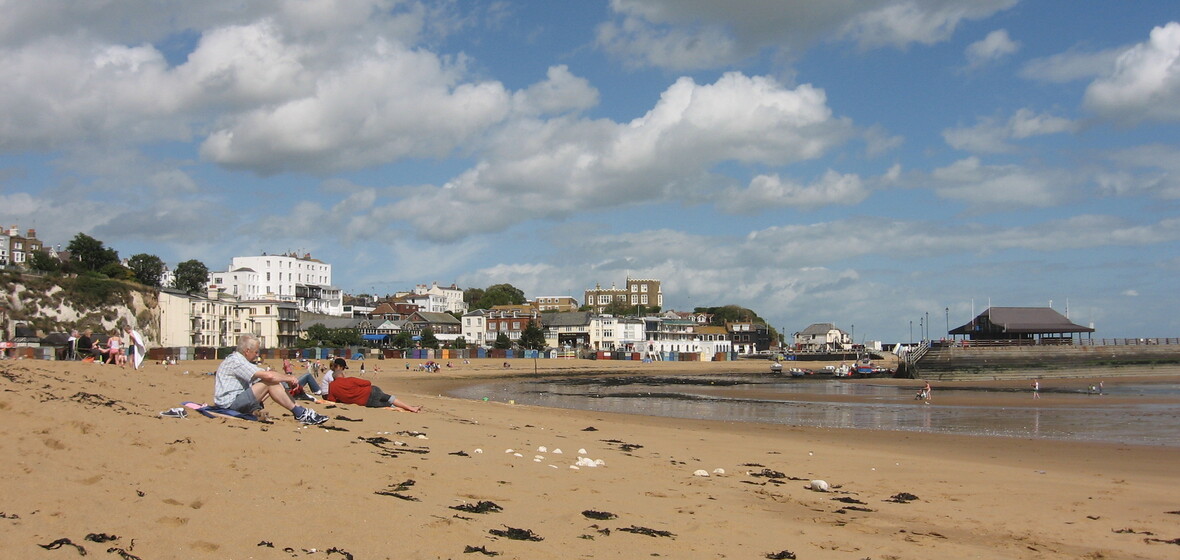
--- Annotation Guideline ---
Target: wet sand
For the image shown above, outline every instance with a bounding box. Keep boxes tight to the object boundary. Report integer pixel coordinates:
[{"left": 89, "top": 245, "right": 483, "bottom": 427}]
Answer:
[{"left": 2, "top": 357, "right": 1179, "bottom": 559}]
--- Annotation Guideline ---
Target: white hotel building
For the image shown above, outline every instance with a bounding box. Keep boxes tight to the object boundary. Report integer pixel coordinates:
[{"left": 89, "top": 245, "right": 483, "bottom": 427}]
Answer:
[{"left": 208, "top": 253, "right": 343, "bottom": 316}]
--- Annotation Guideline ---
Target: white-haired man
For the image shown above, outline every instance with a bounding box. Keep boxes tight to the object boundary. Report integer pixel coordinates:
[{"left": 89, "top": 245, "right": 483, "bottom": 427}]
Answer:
[{"left": 213, "top": 334, "right": 329, "bottom": 425}]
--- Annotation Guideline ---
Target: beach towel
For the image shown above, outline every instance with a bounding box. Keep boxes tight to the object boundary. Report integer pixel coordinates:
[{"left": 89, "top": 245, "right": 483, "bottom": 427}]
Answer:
[
  {"left": 127, "top": 329, "right": 146, "bottom": 369},
  {"left": 182, "top": 401, "right": 258, "bottom": 421}
]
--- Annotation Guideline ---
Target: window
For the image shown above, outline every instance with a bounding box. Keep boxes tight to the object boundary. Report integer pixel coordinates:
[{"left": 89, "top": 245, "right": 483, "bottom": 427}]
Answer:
[
  {"left": 641, "top": 284, "right": 648, "bottom": 292},
  {"left": 266, "top": 272, "right": 271, "bottom": 281},
  {"left": 631, "top": 295, "right": 638, "bottom": 304},
  {"left": 641, "top": 295, "right": 648, "bottom": 304},
  {"left": 631, "top": 285, "right": 638, "bottom": 292}
]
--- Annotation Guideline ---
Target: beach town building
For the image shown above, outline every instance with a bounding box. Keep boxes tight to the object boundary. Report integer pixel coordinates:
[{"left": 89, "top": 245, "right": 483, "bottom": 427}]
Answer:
[
  {"left": 4, "top": 226, "right": 43, "bottom": 269},
  {"left": 208, "top": 253, "right": 343, "bottom": 316},
  {"left": 0, "top": 229, "right": 9, "bottom": 267},
  {"left": 483, "top": 308, "right": 541, "bottom": 347},
  {"left": 584, "top": 277, "right": 663, "bottom": 313},
  {"left": 948, "top": 307, "right": 1095, "bottom": 342},
  {"left": 157, "top": 288, "right": 297, "bottom": 349},
  {"left": 727, "top": 321, "right": 772, "bottom": 354},
  {"left": 532, "top": 296, "right": 579, "bottom": 313},
  {"left": 411, "top": 282, "right": 468, "bottom": 315},
  {"left": 793, "top": 323, "right": 850, "bottom": 352},
  {"left": 461, "top": 309, "right": 488, "bottom": 346},
  {"left": 542, "top": 312, "right": 593, "bottom": 348},
  {"left": 407, "top": 311, "right": 463, "bottom": 345}
]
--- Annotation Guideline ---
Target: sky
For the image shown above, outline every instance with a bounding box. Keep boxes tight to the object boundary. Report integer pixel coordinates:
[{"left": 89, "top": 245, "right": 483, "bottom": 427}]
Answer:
[{"left": 2, "top": 0, "right": 1179, "bottom": 344}]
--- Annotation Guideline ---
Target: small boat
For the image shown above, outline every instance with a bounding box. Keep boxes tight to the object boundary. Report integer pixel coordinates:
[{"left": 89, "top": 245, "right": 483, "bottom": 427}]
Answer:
[
  {"left": 788, "top": 367, "right": 810, "bottom": 377},
  {"left": 770, "top": 362, "right": 783, "bottom": 374}
]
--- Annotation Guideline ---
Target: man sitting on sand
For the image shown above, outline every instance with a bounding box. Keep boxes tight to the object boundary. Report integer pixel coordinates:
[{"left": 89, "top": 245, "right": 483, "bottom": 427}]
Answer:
[
  {"left": 213, "top": 334, "right": 330, "bottom": 425},
  {"left": 325, "top": 358, "right": 420, "bottom": 412}
]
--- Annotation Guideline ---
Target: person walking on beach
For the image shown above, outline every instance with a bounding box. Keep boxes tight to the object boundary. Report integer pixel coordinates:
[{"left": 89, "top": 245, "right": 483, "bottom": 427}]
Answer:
[
  {"left": 1032, "top": 380, "right": 1041, "bottom": 399},
  {"left": 923, "top": 380, "right": 932, "bottom": 403},
  {"left": 213, "top": 334, "right": 329, "bottom": 425}
]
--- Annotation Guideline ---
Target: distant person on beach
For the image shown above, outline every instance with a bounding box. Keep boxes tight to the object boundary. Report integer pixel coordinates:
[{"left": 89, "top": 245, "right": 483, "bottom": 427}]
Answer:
[
  {"left": 213, "top": 334, "right": 329, "bottom": 425},
  {"left": 1032, "top": 380, "right": 1041, "bottom": 399},
  {"left": 923, "top": 380, "right": 931, "bottom": 403},
  {"left": 123, "top": 324, "right": 146, "bottom": 370},
  {"left": 325, "top": 358, "right": 420, "bottom": 412}
]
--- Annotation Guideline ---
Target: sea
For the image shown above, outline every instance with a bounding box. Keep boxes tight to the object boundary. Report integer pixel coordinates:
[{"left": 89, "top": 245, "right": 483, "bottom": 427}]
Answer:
[{"left": 450, "top": 373, "right": 1180, "bottom": 447}]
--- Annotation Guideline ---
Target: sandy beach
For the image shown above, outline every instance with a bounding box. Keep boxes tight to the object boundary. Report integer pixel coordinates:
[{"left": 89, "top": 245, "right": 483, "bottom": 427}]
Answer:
[{"left": 2, "top": 357, "right": 1178, "bottom": 559}]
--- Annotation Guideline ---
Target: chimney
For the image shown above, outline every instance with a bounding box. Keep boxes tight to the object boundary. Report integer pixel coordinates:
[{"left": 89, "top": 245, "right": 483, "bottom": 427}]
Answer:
[{"left": 27, "top": 229, "right": 36, "bottom": 238}]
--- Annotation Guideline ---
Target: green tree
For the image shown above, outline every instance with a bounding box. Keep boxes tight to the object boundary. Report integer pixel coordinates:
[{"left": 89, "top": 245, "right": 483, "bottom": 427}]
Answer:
[
  {"left": 467, "top": 283, "right": 526, "bottom": 310},
  {"left": 127, "top": 253, "right": 166, "bottom": 287},
  {"left": 519, "top": 319, "right": 546, "bottom": 350},
  {"left": 463, "top": 287, "right": 484, "bottom": 308},
  {"left": 392, "top": 331, "right": 414, "bottom": 349},
  {"left": 305, "top": 323, "right": 330, "bottom": 345},
  {"left": 493, "top": 332, "right": 513, "bottom": 349},
  {"left": 452, "top": 336, "right": 467, "bottom": 350},
  {"left": 100, "top": 261, "right": 133, "bottom": 280},
  {"left": 601, "top": 298, "right": 635, "bottom": 316},
  {"left": 419, "top": 326, "right": 439, "bottom": 349},
  {"left": 172, "top": 259, "right": 209, "bottom": 293},
  {"left": 67, "top": 233, "right": 119, "bottom": 272},
  {"left": 329, "top": 328, "right": 361, "bottom": 346},
  {"left": 27, "top": 249, "right": 60, "bottom": 273}
]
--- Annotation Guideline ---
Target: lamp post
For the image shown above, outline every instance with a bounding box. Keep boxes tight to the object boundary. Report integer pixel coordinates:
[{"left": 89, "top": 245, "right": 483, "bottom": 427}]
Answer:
[
  {"left": 909, "top": 320, "right": 913, "bottom": 345},
  {"left": 945, "top": 307, "right": 949, "bottom": 339},
  {"left": 919, "top": 317, "right": 924, "bottom": 342},
  {"left": 925, "top": 311, "right": 929, "bottom": 341},
  {"left": 850, "top": 324, "right": 854, "bottom": 348}
]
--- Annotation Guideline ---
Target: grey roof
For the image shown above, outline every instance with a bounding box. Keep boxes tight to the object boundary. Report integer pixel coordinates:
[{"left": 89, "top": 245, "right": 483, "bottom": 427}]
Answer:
[
  {"left": 798, "top": 323, "right": 839, "bottom": 336},
  {"left": 412, "top": 312, "right": 461, "bottom": 325},
  {"left": 543, "top": 312, "right": 592, "bottom": 327},
  {"left": 299, "top": 316, "right": 367, "bottom": 330},
  {"left": 951, "top": 307, "right": 1094, "bottom": 335}
]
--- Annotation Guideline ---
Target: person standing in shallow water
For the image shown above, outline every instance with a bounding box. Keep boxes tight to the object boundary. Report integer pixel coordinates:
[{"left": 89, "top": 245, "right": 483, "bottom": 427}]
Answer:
[{"left": 1032, "top": 380, "right": 1041, "bottom": 399}]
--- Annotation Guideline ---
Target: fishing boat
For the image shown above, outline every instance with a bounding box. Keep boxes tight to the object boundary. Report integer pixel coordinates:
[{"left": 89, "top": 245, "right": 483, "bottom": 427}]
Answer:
[{"left": 770, "top": 361, "right": 783, "bottom": 374}]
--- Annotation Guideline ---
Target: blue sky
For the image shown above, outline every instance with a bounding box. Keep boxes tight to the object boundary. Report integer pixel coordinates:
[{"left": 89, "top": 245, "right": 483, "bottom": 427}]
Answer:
[{"left": 2, "top": 1, "right": 1179, "bottom": 343}]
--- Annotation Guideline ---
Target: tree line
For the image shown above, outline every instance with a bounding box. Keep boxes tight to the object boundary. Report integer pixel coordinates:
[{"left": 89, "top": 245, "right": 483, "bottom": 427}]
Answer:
[{"left": 26, "top": 232, "right": 209, "bottom": 293}]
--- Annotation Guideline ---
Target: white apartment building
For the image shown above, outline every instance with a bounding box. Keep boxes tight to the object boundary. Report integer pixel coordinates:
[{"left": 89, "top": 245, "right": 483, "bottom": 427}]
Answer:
[
  {"left": 412, "top": 282, "right": 468, "bottom": 314},
  {"left": 208, "top": 252, "right": 343, "bottom": 316},
  {"left": 461, "top": 309, "right": 487, "bottom": 346}
]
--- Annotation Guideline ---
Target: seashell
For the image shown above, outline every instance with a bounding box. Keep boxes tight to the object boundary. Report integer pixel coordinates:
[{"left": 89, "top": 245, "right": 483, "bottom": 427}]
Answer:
[
  {"left": 693, "top": 469, "right": 710, "bottom": 477},
  {"left": 514, "top": 453, "right": 523, "bottom": 458},
  {"left": 552, "top": 448, "right": 563, "bottom": 454},
  {"left": 533, "top": 458, "right": 542, "bottom": 462},
  {"left": 416, "top": 434, "right": 428, "bottom": 439},
  {"left": 578, "top": 448, "right": 587, "bottom": 455},
  {"left": 534, "top": 455, "right": 545, "bottom": 460},
  {"left": 538, "top": 446, "right": 547, "bottom": 452},
  {"left": 505, "top": 449, "right": 515, "bottom": 453},
  {"left": 474, "top": 449, "right": 483, "bottom": 454},
  {"left": 570, "top": 466, "right": 580, "bottom": 470},
  {"left": 594, "top": 459, "right": 605, "bottom": 467},
  {"left": 712, "top": 468, "right": 725, "bottom": 475},
  {"left": 808, "top": 480, "right": 830, "bottom": 492}
]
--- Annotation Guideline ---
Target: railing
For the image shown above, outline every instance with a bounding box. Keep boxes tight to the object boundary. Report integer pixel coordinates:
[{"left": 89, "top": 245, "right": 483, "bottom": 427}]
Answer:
[{"left": 939, "top": 338, "right": 1180, "bottom": 348}]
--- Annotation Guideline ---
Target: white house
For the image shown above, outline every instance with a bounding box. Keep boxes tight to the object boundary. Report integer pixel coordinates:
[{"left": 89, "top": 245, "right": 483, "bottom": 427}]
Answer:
[
  {"left": 793, "top": 323, "right": 850, "bottom": 352},
  {"left": 412, "top": 282, "right": 468, "bottom": 315}
]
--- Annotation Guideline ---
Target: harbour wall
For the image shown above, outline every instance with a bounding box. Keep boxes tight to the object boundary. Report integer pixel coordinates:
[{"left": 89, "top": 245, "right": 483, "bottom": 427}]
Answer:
[{"left": 907, "top": 341, "right": 1180, "bottom": 381}]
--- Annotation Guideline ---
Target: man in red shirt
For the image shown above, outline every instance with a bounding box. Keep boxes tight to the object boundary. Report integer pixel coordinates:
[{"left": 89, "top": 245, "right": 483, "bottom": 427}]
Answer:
[{"left": 326, "top": 359, "right": 420, "bottom": 412}]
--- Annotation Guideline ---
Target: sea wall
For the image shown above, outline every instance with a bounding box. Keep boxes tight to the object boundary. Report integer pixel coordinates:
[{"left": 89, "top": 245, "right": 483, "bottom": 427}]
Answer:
[{"left": 909, "top": 342, "right": 1180, "bottom": 380}]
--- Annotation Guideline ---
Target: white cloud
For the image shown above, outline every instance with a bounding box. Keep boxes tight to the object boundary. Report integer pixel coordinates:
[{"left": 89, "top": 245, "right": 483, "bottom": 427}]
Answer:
[
  {"left": 943, "top": 108, "right": 1077, "bottom": 153},
  {"left": 964, "top": 29, "right": 1019, "bottom": 68},
  {"left": 839, "top": 0, "right": 1018, "bottom": 49},
  {"left": 928, "top": 157, "right": 1074, "bottom": 207},
  {"left": 199, "top": 38, "right": 513, "bottom": 174},
  {"left": 1122, "top": 289, "right": 1139, "bottom": 297},
  {"left": 1084, "top": 22, "right": 1180, "bottom": 124},
  {"left": 390, "top": 72, "right": 854, "bottom": 241},
  {"left": 511, "top": 65, "right": 599, "bottom": 116},
  {"left": 1100, "top": 144, "right": 1180, "bottom": 199},
  {"left": 597, "top": 0, "right": 1017, "bottom": 70},
  {"left": 717, "top": 170, "right": 870, "bottom": 213},
  {"left": 1020, "top": 47, "right": 1122, "bottom": 83}
]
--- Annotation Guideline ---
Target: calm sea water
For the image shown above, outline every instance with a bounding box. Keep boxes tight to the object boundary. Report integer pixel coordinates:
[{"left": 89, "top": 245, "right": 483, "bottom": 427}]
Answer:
[{"left": 450, "top": 373, "right": 1180, "bottom": 447}]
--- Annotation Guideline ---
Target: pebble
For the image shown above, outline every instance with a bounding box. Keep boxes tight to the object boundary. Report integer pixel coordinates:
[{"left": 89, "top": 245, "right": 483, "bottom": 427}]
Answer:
[{"left": 693, "top": 470, "right": 710, "bottom": 477}]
